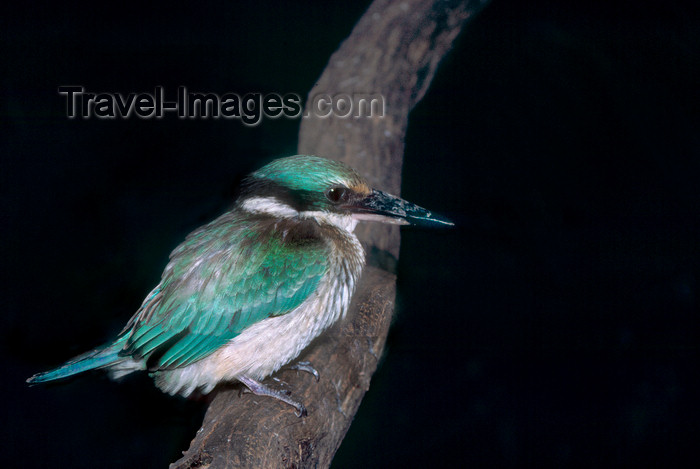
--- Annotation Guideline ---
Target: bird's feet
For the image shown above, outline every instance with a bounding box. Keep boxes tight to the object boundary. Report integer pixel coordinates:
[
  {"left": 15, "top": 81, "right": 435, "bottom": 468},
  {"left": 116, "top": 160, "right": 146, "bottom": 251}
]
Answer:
[
  {"left": 237, "top": 375, "right": 307, "bottom": 417},
  {"left": 288, "top": 361, "right": 320, "bottom": 382}
]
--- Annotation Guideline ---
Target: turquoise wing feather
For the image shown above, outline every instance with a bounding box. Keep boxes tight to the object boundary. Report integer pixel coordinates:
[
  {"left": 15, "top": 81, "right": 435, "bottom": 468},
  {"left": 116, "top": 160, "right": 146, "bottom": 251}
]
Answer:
[{"left": 122, "top": 212, "right": 329, "bottom": 370}]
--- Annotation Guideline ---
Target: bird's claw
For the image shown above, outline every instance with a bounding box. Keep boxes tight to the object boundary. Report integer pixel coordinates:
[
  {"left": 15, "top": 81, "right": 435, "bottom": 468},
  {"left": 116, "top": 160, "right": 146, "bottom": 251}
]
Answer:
[
  {"left": 295, "top": 404, "right": 308, "bottom": 418},
  {"left": 289, "top": 361, "right": 320, "bottom": 382},
  {"left": 238, "top": 375, "right": 308, "bottom": 418}
]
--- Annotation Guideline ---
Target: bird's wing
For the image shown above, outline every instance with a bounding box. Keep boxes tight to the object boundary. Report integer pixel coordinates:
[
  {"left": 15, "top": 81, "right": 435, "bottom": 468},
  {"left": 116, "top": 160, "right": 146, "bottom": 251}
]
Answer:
[{"left": 121, "top": 214, "right": 329, "bottom": 370}]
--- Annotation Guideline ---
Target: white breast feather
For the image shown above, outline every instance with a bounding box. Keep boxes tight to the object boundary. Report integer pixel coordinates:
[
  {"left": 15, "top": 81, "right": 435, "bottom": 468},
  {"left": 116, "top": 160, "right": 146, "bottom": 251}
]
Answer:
[{"left": 153, "top": 217, "right": 364, "bottom": 396}]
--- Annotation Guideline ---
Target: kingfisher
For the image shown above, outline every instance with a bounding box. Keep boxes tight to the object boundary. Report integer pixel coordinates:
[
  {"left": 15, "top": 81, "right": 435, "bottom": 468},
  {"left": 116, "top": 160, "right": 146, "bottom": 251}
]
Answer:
[{"left": 27, "top": 155, "right": 451, "bottom": 415}]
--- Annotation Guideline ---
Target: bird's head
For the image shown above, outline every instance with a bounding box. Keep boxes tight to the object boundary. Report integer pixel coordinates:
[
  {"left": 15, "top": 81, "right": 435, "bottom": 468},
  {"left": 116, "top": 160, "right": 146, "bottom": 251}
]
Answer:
[{"left": 238, "top": 155, "right": 453, "bottom": 232}]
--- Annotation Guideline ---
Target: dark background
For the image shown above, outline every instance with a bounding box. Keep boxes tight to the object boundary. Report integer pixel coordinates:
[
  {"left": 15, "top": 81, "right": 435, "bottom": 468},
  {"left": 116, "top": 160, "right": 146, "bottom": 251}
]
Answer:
[{"left": 2, "top": 0, "right": 699, "bottom": 467}]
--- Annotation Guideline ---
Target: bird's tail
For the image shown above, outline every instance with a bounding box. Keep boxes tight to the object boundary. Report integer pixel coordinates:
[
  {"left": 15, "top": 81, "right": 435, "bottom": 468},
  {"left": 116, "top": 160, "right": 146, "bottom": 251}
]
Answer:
[{"left": 27, "top": 336, "right": 130, "bottom": 384}]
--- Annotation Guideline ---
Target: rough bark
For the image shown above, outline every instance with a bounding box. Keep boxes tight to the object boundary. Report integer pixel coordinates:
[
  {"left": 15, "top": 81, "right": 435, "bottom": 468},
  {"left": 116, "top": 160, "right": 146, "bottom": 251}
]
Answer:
[{"left": 172, "top": 0, "right": 488, "bottom": 467}]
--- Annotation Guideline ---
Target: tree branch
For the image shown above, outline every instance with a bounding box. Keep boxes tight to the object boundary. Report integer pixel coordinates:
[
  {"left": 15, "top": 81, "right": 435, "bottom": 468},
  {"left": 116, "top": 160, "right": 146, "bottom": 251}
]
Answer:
[{"left": 172, "top": 0, "right": 488, "bottom": 467}]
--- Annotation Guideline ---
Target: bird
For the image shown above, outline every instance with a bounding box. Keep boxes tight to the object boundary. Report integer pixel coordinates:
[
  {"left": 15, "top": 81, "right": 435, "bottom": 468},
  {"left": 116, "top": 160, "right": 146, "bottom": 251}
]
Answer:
[{"left": 27, "top": 155, "right": 452, "bottom": 415}]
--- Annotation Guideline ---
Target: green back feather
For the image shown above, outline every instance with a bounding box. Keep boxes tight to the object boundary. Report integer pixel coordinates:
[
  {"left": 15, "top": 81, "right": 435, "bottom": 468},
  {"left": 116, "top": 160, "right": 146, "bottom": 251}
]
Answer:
[{"left": 123, "top": 211, "right": 329, "bottom": 370}]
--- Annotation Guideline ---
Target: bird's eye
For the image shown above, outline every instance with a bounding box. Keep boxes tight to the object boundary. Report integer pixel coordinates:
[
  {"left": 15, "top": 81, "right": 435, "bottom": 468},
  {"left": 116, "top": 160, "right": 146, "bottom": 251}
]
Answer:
[{"left": 326, "top": 186, "right": 349, "bottom": 204}]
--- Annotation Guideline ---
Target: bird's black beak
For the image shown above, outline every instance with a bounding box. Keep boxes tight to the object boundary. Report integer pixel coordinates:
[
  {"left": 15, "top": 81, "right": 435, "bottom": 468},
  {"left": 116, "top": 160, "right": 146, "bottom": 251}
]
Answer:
[{"left": 348, "top": 189, "right": 454, "bottom": 226}]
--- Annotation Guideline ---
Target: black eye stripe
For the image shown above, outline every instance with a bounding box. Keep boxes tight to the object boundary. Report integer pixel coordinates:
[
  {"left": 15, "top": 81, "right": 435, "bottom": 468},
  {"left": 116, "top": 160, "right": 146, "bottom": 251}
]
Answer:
[{"left": 326, "top": 186, "right": 350, "bottom": 204}]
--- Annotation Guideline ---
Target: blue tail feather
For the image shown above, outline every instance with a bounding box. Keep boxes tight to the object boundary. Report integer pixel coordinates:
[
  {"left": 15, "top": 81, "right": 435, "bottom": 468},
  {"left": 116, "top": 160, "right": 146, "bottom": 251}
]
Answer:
[{"left": 27, "top": 339, "right": 127, "bottom": 384}]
